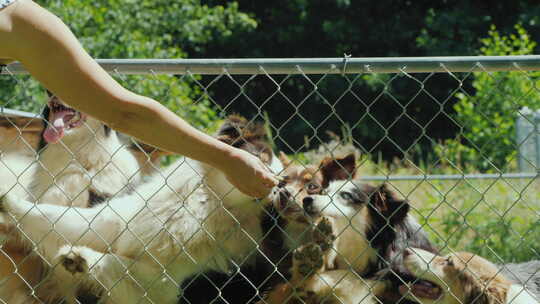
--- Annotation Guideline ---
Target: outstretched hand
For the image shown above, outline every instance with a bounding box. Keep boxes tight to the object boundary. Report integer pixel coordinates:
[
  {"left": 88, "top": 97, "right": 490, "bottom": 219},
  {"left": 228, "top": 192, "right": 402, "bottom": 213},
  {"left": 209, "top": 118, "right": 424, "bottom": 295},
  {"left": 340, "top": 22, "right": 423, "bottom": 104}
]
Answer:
[{"left": 222, "top": 149, "right": 278, "bottom": 199}]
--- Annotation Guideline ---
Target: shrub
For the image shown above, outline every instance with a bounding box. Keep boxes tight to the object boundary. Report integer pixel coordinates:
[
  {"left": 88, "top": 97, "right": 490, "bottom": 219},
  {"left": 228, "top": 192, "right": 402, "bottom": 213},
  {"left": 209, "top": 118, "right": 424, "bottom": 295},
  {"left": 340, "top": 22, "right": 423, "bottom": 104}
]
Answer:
[{"left": 436, "top": 24, "right": 540, "bottom": 172}]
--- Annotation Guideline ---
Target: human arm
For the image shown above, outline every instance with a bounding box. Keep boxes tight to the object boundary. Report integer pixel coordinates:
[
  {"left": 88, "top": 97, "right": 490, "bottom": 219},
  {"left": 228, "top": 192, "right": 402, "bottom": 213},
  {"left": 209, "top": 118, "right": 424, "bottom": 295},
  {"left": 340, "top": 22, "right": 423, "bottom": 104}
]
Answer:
[{"left": 1, "top": 0, "right": 277, "bottom": 197}]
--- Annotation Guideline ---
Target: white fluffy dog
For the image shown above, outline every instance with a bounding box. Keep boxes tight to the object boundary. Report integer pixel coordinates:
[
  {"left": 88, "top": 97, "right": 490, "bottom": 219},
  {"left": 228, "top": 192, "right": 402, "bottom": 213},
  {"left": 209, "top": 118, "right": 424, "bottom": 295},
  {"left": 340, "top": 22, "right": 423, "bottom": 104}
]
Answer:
[{"left": 0, "top": 119, "right": 283, "bottom": 304}]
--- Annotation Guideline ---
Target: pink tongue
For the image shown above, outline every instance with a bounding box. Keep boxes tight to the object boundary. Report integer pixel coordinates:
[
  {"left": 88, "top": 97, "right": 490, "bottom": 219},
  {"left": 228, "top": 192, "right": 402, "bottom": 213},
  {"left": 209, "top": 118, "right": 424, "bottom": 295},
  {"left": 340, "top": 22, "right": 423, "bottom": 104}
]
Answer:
[
  {"left": 399, "top": 283, "right": 441, "bottom": 300},
  {"left": 43, "top": 110, "right": 71, "bottom": 144}
]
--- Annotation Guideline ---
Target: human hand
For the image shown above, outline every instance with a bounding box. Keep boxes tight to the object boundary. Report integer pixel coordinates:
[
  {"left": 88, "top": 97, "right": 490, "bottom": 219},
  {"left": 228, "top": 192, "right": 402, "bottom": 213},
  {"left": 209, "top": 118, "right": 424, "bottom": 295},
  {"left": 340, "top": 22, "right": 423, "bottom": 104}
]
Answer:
[{"left": 221, "top": 149, "right": 279, "bottom": 199}]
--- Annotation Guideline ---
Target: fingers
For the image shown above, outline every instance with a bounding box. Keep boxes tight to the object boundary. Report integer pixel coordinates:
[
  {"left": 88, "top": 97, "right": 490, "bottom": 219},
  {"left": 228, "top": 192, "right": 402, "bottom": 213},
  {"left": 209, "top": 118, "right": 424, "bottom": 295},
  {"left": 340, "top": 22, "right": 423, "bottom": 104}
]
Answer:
[
  {"left": 254, "top": 160, "right": 279, "bottom": 189},
  {"left": 228, "top": 175, "right": 270, "bottom": 199},
  {"left": 224, "top": 150, "right": 279, "bottom": 198},
  {"left": 252, "top": 177, "right": 274, "bottom": 199},
  {"left": 261, "top": 173, "right": 279, "bottom": 189},
  {"left": 245, "top": 185, "right": 269, "bottom": 200}
]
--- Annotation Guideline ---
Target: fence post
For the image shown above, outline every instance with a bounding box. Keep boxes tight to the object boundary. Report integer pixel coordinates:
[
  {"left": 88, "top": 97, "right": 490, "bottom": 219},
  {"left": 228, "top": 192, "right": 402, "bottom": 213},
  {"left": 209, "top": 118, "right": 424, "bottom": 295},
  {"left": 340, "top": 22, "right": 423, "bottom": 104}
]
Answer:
[
  {"left": 516, "top": 107, "right": 540, "bottom": 172},
  {"left": 535, "top": 112, "right": 540, "bottom": 172}
]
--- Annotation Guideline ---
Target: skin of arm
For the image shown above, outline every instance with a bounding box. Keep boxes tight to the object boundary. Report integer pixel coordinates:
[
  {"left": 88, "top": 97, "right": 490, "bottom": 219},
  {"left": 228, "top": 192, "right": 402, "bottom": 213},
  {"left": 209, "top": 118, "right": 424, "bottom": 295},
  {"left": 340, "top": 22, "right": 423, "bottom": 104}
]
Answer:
[{"left": 0, "top": 0, "right": 277, "bottom": 198}]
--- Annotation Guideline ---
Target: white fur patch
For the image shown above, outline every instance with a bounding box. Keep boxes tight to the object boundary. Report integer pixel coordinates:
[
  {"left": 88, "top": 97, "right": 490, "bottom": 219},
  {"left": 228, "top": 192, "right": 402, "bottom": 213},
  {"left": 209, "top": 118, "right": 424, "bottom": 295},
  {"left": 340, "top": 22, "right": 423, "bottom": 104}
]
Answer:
[{"left": 507, "top": 284, "right": 539, "bottom": 304}]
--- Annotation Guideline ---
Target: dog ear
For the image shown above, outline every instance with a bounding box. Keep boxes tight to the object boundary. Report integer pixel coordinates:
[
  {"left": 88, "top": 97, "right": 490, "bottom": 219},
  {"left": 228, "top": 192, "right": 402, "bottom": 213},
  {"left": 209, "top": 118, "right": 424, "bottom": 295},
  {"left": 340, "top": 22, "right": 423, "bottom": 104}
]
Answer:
[
  {"left": 365, "top": 184, "right": 410, "bottom": 255},
  {"left": 217, "top": 114, "right": 268, "bottom": 146},
  {"left": 370, "top": 184, "right": 409, "bottom": 225},
  {"left": 319, "top": 153, "right": 356, "bottom": 187},
  {"left": 244, "top": 120, "right": 267, "bottom": 139},
  {"left": 278, "top": 152, "right": 291, "bottom": 167},
  {"left": 216, "top": 115, "right": 246, "bottom": 140}
]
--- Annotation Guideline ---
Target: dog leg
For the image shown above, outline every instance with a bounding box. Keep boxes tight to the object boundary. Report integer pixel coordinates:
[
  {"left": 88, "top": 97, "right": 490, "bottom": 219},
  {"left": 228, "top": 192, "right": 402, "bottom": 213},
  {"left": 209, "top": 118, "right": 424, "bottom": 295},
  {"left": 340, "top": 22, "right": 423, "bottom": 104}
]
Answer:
[
  {"left": 0, "top": 193, "right": 126, "bottom": 259},
  {"left": 284, "top": 217, "right": 338, "bottom": 303},
  {"left": 312, "top": 217, "right": 337, "bottom": 269},
  {"left": 261, "top": 217, "right": 339, "bottom": 304},
  {"left": 54, "top": 245, "right": 178, "bottom": 304}
]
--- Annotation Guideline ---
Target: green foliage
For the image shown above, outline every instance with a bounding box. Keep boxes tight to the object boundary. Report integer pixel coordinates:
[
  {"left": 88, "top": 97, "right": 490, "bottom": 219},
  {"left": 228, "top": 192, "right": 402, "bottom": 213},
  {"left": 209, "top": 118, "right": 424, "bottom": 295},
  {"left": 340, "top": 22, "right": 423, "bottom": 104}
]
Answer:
[
  {"left": 435, "top": 24, "right": 540, "bottom": 172},
  {"left": 200, "top": 0, "right": 540, "bottom": 161},
  {"left": 0, "top": 0, "right": 257, "bottom": 131}
]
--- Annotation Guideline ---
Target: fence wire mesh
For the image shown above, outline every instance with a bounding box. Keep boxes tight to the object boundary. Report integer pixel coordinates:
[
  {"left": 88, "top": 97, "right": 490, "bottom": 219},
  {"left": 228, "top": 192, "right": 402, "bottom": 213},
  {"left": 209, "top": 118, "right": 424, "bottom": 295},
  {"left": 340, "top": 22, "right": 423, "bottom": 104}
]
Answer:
[{"left": 0, "top": 57, "right": 539, "bottom": 304}]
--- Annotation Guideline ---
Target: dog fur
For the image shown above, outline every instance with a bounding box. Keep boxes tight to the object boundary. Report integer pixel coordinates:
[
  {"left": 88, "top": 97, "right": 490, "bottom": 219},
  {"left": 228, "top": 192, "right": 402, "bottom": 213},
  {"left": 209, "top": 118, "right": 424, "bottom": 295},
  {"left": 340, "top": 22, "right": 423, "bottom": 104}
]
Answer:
[
  {"left": 0, "top": 154, "right": 35, "bottom": 200},
  {"left": 180, "top": 115, "right": 286, "bottom": 304},
  {"left": 401, "top": 248, "right": 539, "bottom": 304},
  {"left": 31, "top": 92, "right": 141, "bottom": 207},
  {"left": 0, "top": 115, "right": 284, "bottom": 304},
  {"left": 263, "top": 153, "right": 437, "bottom": 303},
  {"left": 500, "top": 260, "right": 540, "bottom": 300},
  {"left": 263, "top": 214, "right": 391, "bottom": 304},
  {"left": 0, "top": 93, "right": 142, "bottom": 303}
]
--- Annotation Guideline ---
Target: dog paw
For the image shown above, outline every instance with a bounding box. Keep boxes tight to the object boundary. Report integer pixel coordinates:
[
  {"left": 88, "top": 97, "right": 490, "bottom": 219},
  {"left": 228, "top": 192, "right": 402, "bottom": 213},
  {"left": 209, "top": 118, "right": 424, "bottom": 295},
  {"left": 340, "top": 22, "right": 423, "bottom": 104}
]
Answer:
[
  {"left": 312, "top": 217, "right": 335, "bottom": 252},
  {"left": 57, "top": 246, "right": 89, "bottom": 275},
  {"left": 293, "top": 243, "right": 324, "bottom": 278}
]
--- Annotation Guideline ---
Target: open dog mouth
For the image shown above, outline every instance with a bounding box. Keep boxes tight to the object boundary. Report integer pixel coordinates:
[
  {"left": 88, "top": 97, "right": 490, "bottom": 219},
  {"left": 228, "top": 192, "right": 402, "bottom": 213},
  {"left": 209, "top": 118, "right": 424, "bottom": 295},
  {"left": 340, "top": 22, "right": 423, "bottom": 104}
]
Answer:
[
  {"left": 272, "top": 188, "right": 310, "bottom": 222},
  {"left": 398, "top": 277, "right": 442, "bottom": 300},
  {"left": 43, "top": 99, "right": 87, "bottom": 144},
  {"left": 396, "top": 261, "right": 443, "bottom": 300}
]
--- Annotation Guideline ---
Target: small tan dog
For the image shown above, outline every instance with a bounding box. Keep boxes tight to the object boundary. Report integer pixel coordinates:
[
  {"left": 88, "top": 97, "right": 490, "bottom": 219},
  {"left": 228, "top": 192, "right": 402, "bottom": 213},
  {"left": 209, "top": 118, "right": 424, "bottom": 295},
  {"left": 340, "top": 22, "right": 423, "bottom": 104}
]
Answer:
[{"left": 401, "top": 248, "right": 539, "bottom": 304}]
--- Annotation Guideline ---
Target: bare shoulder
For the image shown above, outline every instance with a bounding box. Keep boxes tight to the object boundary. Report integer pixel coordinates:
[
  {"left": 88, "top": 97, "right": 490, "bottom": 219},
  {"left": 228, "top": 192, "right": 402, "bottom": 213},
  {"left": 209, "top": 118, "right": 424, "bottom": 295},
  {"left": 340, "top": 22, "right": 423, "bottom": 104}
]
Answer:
[
  {"left": 0, "top": 0, "right": 43, "bottom": 57},
  {"left": 0, "top": 0, "right": 18, "bottom": 49}
]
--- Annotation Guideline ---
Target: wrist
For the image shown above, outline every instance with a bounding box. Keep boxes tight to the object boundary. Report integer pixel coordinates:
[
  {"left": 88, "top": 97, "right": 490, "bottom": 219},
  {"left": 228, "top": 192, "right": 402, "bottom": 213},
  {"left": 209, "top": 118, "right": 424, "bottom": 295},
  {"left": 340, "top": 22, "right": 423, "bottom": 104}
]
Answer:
[{"left": 206, "top": 142, "right": 240, "bottom": 172}]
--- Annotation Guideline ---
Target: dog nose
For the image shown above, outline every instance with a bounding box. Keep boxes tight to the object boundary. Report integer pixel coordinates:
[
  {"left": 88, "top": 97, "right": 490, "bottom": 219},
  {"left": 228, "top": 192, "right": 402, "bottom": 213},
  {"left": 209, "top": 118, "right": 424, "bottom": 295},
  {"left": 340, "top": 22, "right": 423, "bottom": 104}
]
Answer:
[{"left": 302, "top": 197, "right": 313, "bottom": 210}]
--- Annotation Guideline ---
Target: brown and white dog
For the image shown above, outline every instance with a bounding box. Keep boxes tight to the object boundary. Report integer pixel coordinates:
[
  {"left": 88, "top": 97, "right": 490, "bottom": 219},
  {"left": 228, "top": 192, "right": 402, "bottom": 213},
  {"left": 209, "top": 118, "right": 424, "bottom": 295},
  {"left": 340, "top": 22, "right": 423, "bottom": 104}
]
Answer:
[
  {"left": 400, "top": 248, "right": 539, "bottom": 304},
  {"left": 259, "top": 153, "right": 357, "bottom": 276},
  {"left": 264, "top": 153, "right": 437, "bottom": 303}
]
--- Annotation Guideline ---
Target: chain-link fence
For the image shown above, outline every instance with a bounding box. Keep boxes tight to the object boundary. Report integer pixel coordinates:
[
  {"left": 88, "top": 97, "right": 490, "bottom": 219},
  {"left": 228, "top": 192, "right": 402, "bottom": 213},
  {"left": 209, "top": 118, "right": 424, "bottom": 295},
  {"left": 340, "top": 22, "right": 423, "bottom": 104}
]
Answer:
[{"left": 0, "top": 57, "right": 539, "bottom": 304}]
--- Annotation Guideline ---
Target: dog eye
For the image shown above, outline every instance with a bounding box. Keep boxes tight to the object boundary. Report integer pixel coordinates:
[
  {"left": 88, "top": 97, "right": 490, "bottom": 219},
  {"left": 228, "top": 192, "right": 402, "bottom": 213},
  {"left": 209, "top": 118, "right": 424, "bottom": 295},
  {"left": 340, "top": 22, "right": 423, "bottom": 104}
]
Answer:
[
  {"left": 340, "top": 192, "right": 354, "bottom": 201},
  {"left": 306, "top": 183, "right": 321, "bottom": 193}
]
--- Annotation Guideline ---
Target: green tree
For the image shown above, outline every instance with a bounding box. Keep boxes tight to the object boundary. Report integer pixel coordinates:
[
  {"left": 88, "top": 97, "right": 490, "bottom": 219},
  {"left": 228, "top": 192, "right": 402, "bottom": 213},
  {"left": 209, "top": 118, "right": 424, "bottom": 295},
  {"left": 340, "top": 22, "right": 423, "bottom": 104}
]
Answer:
[
  {"left": 435, "top": 24, "right": 540, "bottom": 171},
  {"left": 0, "top": 0, "right": 257, "bottom": 130},
  {"left": 202, "top": 0, "right": 540, "bottom": 161}
]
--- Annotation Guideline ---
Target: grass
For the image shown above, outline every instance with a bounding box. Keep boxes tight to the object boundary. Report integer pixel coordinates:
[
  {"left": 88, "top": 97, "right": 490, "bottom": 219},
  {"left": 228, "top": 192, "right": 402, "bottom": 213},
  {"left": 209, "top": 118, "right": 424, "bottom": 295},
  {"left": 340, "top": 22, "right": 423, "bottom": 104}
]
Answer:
[{"left": 393, "top": 176, "right": 540, "bottom": 264}]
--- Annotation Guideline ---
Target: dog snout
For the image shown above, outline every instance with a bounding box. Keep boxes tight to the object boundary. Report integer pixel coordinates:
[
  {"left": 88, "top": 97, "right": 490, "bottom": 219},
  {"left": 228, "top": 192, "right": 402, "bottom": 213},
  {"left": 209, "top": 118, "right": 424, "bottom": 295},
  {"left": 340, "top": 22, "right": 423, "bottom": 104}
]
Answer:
[
  {"left": 403, "top": 248, "right": 412, "bottom": 258},
  {"left": 302, "top": 196, "right": 315, "bottom": 214}
]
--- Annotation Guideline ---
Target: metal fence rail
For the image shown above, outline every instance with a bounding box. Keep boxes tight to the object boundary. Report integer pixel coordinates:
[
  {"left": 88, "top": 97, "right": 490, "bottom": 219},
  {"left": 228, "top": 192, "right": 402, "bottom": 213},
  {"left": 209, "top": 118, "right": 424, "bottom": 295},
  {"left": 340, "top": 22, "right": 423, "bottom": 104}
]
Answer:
[
  {"left": 4, "top": 55, "right": 540, "bottom": 75},
  {"left": 1, "top": 56, "right": 539, "bottom": 304}
]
